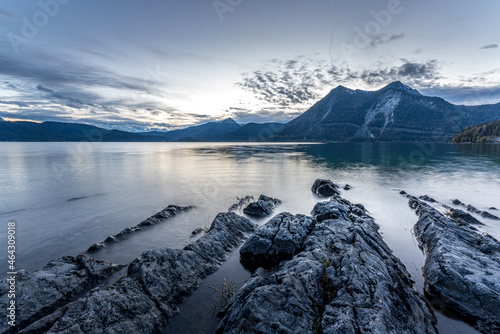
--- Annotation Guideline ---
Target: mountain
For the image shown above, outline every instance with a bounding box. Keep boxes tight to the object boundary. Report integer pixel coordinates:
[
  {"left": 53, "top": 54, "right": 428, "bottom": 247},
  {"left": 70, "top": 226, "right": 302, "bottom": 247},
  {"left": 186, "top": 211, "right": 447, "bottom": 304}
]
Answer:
[
  {"left": 0, "top": 120, "right": 166, "bottom": 142},
  {"left": 161, "top": 118, "right": 241, "bottom": 141},
  {"left": 138, "top": 130, "right": 169, "bottom": 137},
  {"left": 452, "top": 119, "right": 500, "bottom": 143},
  {"left": 272, "top": 81, "right": 500, "bottom": 142},
  {"left": 213, "top": 122, "right": 283, "bottom": 141}
]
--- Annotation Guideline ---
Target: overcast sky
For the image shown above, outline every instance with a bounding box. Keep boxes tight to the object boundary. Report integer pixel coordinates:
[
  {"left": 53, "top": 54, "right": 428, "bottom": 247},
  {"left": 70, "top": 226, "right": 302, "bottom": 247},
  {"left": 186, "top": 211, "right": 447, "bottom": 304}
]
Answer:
[{"left": 0, "top": 0, "right": 499, "bottom": 130}]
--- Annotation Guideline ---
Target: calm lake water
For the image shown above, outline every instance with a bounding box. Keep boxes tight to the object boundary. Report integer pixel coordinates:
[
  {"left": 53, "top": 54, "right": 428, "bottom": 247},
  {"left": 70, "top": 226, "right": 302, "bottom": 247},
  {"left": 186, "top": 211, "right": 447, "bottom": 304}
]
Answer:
[{"left": 1, "top": 142, "right": 499, "bottom": 333}]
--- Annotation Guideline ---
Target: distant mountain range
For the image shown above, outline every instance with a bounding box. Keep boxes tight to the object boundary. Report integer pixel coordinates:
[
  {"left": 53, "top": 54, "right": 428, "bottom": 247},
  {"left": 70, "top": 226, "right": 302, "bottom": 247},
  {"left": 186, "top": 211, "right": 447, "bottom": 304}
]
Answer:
[
  {"left": 2, "top": 81, "right": 500, "bottom": 142},
  {"left": 0, "top": 120, "right": 164, "bottom": 142},
  {"left": 272, "top": 81, "right": 500, "bottom": 142},
  {"left": 0, "top": 117, "right": 283, "bottom": 142},
  {"left": 452, "top": 119, "right": 500, "bottom": 143}
]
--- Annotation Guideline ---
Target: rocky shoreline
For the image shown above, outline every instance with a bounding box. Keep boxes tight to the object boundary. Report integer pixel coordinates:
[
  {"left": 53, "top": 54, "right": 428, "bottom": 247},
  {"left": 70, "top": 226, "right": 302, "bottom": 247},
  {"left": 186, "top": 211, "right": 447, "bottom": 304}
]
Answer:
[
  {"left": 87, "top": 205, "right": 193, "bottom": 253},
  {"left": 407, "top": 196, "right": 500, "bottom": 333},
  {"left": 219, "top": 194, "right": 437, "bottom": 333},
  {"left": 2, "top": 183, "right": 499, "bottom": 333},
  {"left": 0, "top": 256, "right": 124, "bottom": 334}
]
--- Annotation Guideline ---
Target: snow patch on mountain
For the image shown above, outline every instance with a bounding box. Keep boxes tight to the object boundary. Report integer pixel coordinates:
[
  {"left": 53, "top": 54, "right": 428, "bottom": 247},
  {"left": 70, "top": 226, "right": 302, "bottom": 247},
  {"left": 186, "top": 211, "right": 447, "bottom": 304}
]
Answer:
[{"left": 357, "top": 92, "right": 401, "bottom": 138}]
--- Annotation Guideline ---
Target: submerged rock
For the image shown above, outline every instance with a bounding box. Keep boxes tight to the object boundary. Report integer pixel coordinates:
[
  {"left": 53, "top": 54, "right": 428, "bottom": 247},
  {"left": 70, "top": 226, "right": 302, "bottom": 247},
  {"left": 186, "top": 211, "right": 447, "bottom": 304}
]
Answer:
[
  {"left": 45, "top": 212, "right": 256, "bottom": 334},
  {"left": 448, "top": 208, "right": 484, "bottom": 225},
  {"left": 409, "top": 197, "right": 500, "bottom": 333},
  {"left": 450, "top": 199, "right": 499, "bottom": 221},
  {"left": 190, "top": 227, "right": 204, "bottom": 237},
  {"left": 243, "top": 195, "right": 281, "bottom": 217},
  {"left": 481, "top": 211, "right": 500, "bottom": 220},
  {"left": 240, "top": 212, "right": 315, "bottom": 269},
  {"left": 87, "top": 205, "right": 192, "bottom": 252},
  {"left": 419, "top": 195, "right": 437, "bottom": 203},
  {"left": 218, "top": 197, "right": 437, "bottom": 334},
  {"left": 0, "top": 256, "right": 124, "bottom": 334},
  {"left": 311, "top": 179, "right": 339, "bottom": 197}
]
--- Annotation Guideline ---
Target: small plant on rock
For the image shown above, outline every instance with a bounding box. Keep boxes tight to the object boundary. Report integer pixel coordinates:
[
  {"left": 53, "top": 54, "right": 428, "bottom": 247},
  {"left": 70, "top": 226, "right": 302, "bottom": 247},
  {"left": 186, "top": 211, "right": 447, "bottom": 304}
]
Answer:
[{"left": 210, "top": 278, "right": 236, "bottom": 316}]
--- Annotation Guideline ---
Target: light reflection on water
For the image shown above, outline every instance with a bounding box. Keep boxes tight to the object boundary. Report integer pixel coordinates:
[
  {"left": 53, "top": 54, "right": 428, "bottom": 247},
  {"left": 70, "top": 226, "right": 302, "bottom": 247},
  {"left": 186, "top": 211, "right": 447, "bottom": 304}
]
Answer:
[{"left": 0, "top": 142, "right": 499, "bottom": 334}]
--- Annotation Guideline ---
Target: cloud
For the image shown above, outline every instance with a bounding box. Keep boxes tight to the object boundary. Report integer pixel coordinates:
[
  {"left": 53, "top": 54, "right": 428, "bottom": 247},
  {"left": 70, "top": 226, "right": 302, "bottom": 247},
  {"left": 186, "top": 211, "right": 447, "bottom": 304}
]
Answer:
[
  {"left": 36, "top": 84, "right": 54, "bottom": 93},
  {"left": 479, "top": 44, "right": 498, "bottom": 50},
  {"left": 0, "top": 53, "right": 154, "bottom": 94},
  {"left": 366, "top": 33, "right": 405, "bottom": 48},
  {"left": 0, "top": 49, "right": 197, "bottom": 131},
  {"left": 236, "top": 57, "right": 441, "bottom": 108},
  {"left": 237, "top": 56, "right": 357, "bottom": 107},
  {"left": 359, "top": 59, "right": 440, "bottom": 85}
]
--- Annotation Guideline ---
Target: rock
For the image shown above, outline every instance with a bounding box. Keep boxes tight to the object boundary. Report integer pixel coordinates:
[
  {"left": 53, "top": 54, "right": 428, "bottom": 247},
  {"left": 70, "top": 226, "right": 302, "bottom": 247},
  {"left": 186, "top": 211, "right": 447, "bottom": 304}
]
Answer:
[
  {"left": 481, "top": 211, "right": 500, "bottom": 220},
  {"left": 311, "top": 179, "right": 339, "bottom": 197},
  {"left": 19, "top": 302, "right": 75, "bottom": 334},
  {"left": 449, "top": 208, "right": 484, "bottom": 225},
  {"left": 400, "top": 190, "right": 407, "bottom": 195},
  {"left": 343, "top": 184, "right": 352, "bottom": 190},
  {"left": 242, "top": 195, "right": 281, "bottom": 217},
  {"left": 45, "top": 213, "right": 256, "bottom": 334},
  {"left": 419, "top": 195, "right": 437, "bottom": 203},
  {"left": 228, "top": 196, "right": 254, "bottom": 212},
  {"left": 137, "top": 205, "right": 192, "bottom": 227},
  {"left": 449, "top": 200, "right": 499, "bottom": 221},
  {"left": 311, "top": 199, "right": 349, "bottom": 223},
  {"left": 87, "top": 205, "right": 192, "bottom": 252},
  {"left": 408, "top": 197, "right": 500, "bottom": 333},
  {"left": 0, "top": 255, "right": 124, "bottom": 334},
  {"left": 490, "top": 207, "right": 498, "bottom": 211},
  {"left": 190, "top": 227, "right": 204, "bottom": 236},
  {"left": 354, "top": 203, "right": 366, "bottom": 211},
  {"left": 218, "top": 197, "right": 437, "bottom": 334},
  {"left": 466, "top": 204, "right": 481, "bottom": 214},
  {"left": 240, "top": 212, "right": 315, "bottom": 269}
]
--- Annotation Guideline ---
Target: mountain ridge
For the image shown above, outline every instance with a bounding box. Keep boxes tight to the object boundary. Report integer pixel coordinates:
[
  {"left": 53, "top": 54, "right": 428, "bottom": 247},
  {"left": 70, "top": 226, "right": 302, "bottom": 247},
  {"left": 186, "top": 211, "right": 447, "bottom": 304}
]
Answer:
[{"left": 272, "top": 82, "right": 500, "bottom": 142}]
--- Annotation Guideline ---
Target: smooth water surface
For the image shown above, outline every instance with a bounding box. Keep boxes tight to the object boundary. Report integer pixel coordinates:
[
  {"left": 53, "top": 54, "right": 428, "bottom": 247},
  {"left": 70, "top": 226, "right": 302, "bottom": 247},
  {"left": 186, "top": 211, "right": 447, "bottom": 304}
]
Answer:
[{"left": 1, "top": 142, "right": 499, "bottom": 333}]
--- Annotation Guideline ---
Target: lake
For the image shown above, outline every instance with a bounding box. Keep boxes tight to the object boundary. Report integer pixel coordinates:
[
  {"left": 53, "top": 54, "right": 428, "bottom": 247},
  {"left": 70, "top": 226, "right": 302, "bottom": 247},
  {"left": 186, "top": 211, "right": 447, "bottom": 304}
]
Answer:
[{"left": 1, "top": 142, "right": 499, "bottom": 333}]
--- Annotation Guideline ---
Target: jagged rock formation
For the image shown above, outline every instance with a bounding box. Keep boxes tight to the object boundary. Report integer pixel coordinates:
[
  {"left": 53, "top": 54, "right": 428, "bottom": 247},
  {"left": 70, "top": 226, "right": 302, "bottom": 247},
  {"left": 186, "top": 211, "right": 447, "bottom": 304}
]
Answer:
[
  {"left": 217, "top": 194, "right": 437, "bottom": 333},
  {"left": 44, "top": 212, "right": 256, "bottom": 333},
  {"left": 311, "top": 179, "right": 340, "bottom": 197},
  {"left": 0, "top": 256, "right": 124, "bottom": 334},
  {"left": 243, "top": 195, "right": 282, "bottom": 217},
  {"left": 240, "top": 213, "right": 315, "bottom": 269},
  {"left": 228, "top": 196, "right": 254, "bottom": 213},
  {"left": 87, "top": 205, "right": 192, "bottom": 252},
  {"left": 451, "top": 199, "right": 499, "bottom": 220},
  {"left": 447, "top": 207, "right": 484, "bottom": 225},
  {"left": 408, "top": 197, "right": 500, "bottom": 333},
  {"left": 419, "top": 195, "right": 437, "bottom": 203}
]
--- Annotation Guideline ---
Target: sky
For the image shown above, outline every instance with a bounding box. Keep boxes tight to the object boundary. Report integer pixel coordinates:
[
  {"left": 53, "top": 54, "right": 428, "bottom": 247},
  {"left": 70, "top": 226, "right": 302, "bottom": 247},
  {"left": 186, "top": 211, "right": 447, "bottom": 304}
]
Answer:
[{"left": 0, "top": 0, "right": 499, "bottom": 131}]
